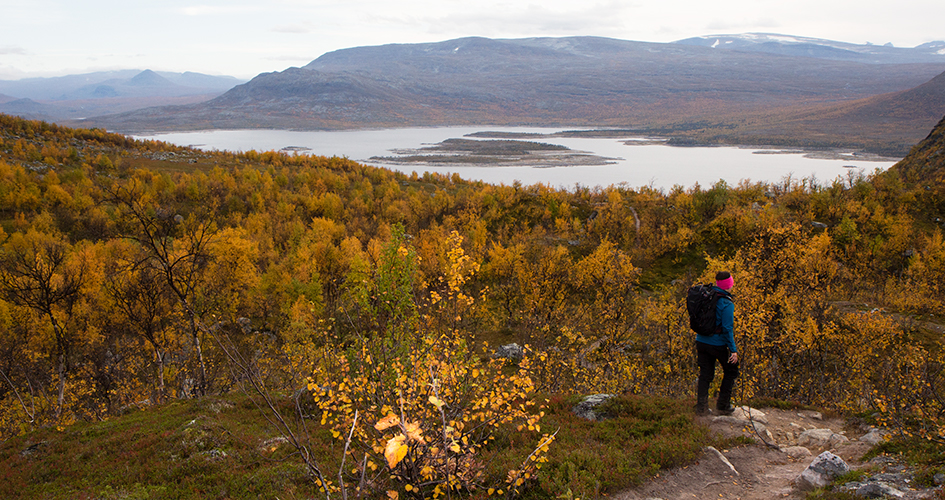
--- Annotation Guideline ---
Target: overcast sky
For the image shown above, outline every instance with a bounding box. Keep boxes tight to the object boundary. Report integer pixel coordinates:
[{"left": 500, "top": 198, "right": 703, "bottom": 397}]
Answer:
[{"left": 1, "top": 0, "right": 943, "bottom": 80}]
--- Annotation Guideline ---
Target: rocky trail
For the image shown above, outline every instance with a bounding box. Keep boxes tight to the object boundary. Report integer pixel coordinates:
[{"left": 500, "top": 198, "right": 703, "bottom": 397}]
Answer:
[{"left": 613, "top": 406, "right": 942, "bottom": 500}]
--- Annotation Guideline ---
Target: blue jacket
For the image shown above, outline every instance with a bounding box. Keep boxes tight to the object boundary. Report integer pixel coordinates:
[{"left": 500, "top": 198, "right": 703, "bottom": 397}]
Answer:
[{"left": 695, "top": 286, "right": 736, "bottom": 353}]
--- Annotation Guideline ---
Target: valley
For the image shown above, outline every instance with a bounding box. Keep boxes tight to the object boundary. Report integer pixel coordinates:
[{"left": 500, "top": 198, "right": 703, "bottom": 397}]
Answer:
[
  {"left": 18, "top": 34, "right": 937, "bottom": 156},
  {"left": 2, "top": 31, "right": 945, "bottom": 499}
]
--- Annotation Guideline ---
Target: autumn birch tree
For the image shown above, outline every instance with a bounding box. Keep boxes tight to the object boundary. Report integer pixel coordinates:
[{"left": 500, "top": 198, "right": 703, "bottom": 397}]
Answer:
[
  {"left": 107, "top": 181, "right": 215, "bottom": 396},
  {"left": 0, "top": 229, "right": 85, "bottom": 419}
]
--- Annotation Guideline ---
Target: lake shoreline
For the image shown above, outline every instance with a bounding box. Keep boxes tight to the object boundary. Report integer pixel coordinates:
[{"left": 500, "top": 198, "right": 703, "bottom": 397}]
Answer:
[
  {"left": 136, "top": 127, "right": 901, "bottom": 190},
  {"left": 141, "top": 126, "right": 903, "bottom": 164}
]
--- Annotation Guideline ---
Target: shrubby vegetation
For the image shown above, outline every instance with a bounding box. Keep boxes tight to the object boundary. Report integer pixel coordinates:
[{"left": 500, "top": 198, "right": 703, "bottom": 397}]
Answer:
[{"left": 1, "top": 113, "right": 945, "bottom": 497}]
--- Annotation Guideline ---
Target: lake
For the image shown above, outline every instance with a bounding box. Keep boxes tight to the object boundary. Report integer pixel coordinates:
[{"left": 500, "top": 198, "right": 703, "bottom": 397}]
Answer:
[{"left": 135, "top": 127, "right": 900, "bottom": 191}]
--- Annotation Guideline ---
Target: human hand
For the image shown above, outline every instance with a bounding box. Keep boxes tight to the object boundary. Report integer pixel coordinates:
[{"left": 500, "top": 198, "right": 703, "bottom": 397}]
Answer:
[{"left": 728, "top": 352, "right": 738, "bottom": 364}]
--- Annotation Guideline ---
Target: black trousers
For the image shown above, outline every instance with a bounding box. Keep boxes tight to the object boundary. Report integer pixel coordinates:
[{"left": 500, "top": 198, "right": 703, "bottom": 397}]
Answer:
[{"left": 696, "top": 341, "right": 739, "bottom": 408}]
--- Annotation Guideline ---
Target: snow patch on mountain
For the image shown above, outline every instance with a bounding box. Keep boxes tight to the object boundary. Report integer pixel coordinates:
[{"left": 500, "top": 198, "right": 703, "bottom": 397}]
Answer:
[{"left": 674, "top": 33, "right": 945, "bottom": 63}]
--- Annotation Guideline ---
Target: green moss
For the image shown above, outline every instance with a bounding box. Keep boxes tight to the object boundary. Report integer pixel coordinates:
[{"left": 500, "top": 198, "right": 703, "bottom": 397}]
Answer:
[{"left": 0, "top": 393, "right": 323, "bottom": 500}]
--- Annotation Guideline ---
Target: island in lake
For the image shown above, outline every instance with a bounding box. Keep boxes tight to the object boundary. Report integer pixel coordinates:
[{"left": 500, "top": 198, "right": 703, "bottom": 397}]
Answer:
[{"left": 370, "top": 137, "right": 620, "bottom": 168}]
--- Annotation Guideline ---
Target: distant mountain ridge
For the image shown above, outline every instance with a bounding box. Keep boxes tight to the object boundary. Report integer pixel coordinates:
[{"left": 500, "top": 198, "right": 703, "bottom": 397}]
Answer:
[
  {"left": 674, "top": 33, "right": 945, "bottom": 64},
  {"left": 0, "top": 70, "right": 244, "bottom": 101},
  {"left": 0, "top": 69, "right": 245, "bottom": 122},
  {"left": 57, "top": 35, "right": 945, "bottom": 153}
]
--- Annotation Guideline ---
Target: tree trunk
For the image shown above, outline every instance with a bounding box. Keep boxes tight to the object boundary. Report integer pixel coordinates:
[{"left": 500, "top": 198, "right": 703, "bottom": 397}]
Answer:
[
  {"left": 189, "top": 314, "right": 207, "bottom": 396},
  {"left": 155, "top": 348, "right": 166, "bottom": 404},
  {"left": 56, "top": 354, "right": 65, "bottom": 420}
]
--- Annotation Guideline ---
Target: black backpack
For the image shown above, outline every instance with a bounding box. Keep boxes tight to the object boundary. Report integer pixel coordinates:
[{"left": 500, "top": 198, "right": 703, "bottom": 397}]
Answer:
[{"left": 686, "top": 284, "right": 730, "bottom": 336}]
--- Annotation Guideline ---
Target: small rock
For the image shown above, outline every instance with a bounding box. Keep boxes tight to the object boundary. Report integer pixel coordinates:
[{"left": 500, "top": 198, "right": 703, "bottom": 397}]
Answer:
[
  {"left": 872, "top": 472, "right": 908, "bottom": 484},
  {"left": 856, "top": 482, "right": 905, "bottom": 498},
  {"left": 859, "top": 428, "right": 888, "bottom": 446},
  {"left": 732, "top": 406, "right": 768, "bottom": 423},
  {"left": 749, "top": 420, "right": 769, "bottom": 435},
  {"left": 706, "top": 446, "right": 739, "bottom": 476},
  {"left": 201, "top": 449, "right": 228, "bottom": 461},
  {"left": 571, "top": 394, "right": 615, "bottom": 421},
  {"left": 781, "top": 446, "right": 812, "bottom": 459},
  {"left": 20, "top": 442, "right": 46, "bottom": 457},
  {"left": 744, "top": 420, "right": 775, "bottom": 443},
  {"left": 795, "top": 451, "right": 850, "bottom": 491},
  {"left": 934, "top": 473, "right": 945, "bottom": 485},
  {"left": 494, "top": 343, "right": 524, "bottom": 360},
  {"left": 237, "top": 316, "right": 252, "bottom": 333},
  {"left": 869, "top": 456, "right": 897, "bottom": 466},
  {"left": 260, "top": 436, "right": 290, "bottom": 452},
  {"left": 798, "top": 428, "right": 849, "bottom": 448}
]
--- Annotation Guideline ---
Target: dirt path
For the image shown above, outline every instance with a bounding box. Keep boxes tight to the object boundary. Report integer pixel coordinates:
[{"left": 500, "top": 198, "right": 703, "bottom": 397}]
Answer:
[{"left": 613, "top": 408, "right": 875, "bottom": 500}]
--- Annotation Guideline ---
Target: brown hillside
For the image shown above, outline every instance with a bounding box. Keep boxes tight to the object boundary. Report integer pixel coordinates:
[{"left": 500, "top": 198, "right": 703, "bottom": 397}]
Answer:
[
  {"left": 891, "top": 113, "right": 945, "bottom": 183},
  {"left": 847, "top": 70, "right": 945, "bottom": 122},
  {"left": 791, "top": 70, "right": 945, "bottom": 141},
  {"left": 688, "top": 70, "right": 945, "bottom": 154}
]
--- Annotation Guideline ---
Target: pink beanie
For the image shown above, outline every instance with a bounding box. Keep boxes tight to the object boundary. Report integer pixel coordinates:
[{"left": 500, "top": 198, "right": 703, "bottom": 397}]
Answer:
[{"left": 716, "top": 271, "right": 734, "bottom": 290}]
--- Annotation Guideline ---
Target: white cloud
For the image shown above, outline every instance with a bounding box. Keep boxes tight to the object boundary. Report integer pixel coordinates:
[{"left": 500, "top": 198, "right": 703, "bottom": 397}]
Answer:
[
  {"left": 372, "top": 1, "right": 632, "bottom": 38},
  {"left": 272, "top": 23, "right": 313, "bottom": 34},
  {"left": 706, "top": 17, "right": 781, "bottom": 32},
  {"left": 0, "top": 46, "right": 29, "bottom": 55},
  {"left": 265, "top": 55, "right": 318, "bottom": 62},
  {"left": 3, "top": 0, "right": 945, "bottom": 80},
  {"left": 180, "top": 4, "right": 262, "bottom": 16}
]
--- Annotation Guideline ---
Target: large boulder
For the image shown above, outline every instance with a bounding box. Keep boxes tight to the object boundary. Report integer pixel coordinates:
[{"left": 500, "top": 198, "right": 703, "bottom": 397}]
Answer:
[{"left": 795, "top": 451, "right": 850, "bottom": 491}]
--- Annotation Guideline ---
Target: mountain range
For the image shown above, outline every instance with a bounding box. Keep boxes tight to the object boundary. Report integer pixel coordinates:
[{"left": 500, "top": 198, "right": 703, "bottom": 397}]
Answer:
[
  {"left": 0, "top": 70, "right": 244, "bottom": 121},
  {"left": 674, "top": 33, "right": 945, "bottom": 64},
  {"left": 18, "top": 34, "right": 945, "bottom": 154}
]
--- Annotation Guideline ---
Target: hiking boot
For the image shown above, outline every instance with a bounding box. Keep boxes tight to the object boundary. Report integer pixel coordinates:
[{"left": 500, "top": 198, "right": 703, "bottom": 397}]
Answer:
[
  {"left": 716, "top": 404, "right": 736, "bottom": 416},
  {"left": 694, "top": 403, "right": 710, "bottom": 416}
]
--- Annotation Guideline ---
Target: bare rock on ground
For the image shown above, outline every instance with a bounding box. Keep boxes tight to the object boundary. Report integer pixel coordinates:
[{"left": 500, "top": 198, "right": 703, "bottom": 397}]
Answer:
[
  {"left": 614, "top": 407, "right": 873, "bottom": 500},
  {"left": 571, "top": 394, "right": 616, "bottom": 421},
  {"left": 795, "top": 451, "right": 850, "bottom": 491},
  {"left": 798, "top": 428, "right": 850, "bottom": 449}
]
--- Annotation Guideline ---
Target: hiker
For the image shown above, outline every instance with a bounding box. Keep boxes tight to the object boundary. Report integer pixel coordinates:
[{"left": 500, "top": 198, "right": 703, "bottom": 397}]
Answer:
[{"left": 695, "top": 271, "right": 738, "bottom": 416}]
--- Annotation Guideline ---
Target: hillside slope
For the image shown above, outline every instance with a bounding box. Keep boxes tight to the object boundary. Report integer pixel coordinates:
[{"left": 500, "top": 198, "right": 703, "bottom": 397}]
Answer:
[
  {"left": 685, "top": 70, "right": 945, "bottom": 154},
  {"left": 891, "top": 112, "right": 945, "bottom": 182}
]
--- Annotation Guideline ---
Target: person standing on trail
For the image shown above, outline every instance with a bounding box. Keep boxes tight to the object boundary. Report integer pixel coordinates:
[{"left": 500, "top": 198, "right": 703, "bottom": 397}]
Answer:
[{"left": 695, "top": 271, "right": 738, "bottom": 416}]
